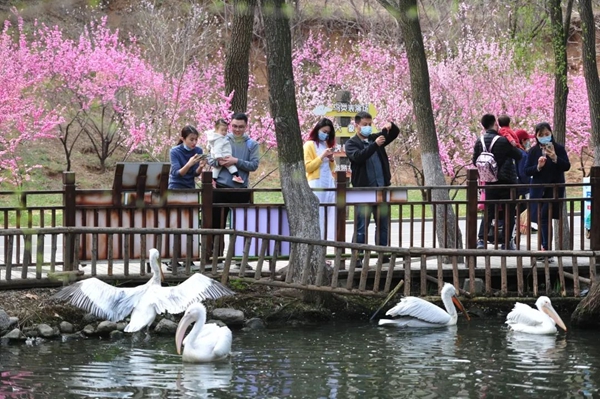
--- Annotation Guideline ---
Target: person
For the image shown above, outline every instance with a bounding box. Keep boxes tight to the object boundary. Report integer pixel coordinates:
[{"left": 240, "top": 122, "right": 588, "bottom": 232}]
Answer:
[
  {"left": 498, "top": 114, "right": 522, "bottom": 150},
  {"left": 206, "top": 119, "right": 244, "bottom": 186},
  {"left": 514, "top": 129, "right": 535, "bottom": 234},
  {"left": 524, "top": 122, "right": 571, "bottom": 259},
  {"left": 345, "top": 111, "right": 399, "bottom": 262},
  {"left": 168, "top": 125, "right": 206, "bottom": 189},
  {"left": 207, "top": 113, "right": 260, "bottom": 260},
  {"left": 473, "top": 114, "right": 522, "bottom": 250},
  {"left": 303, "top": 118, "right": 336, "bottom": 240}
]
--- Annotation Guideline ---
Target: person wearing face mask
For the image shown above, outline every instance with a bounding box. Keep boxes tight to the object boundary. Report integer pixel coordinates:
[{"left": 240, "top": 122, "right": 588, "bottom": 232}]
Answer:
[
  {"left": 303, "top": 118, "right": 337, "bottom": 240},
  {"left": 515, "top": 129, "right": 535, "bottom": 234},
  {"left": 345, "top": 111, "right": 399, "bottom": 264},
  {"left": 524, "top": 122, "right": 571, "bottom": 259},
  {"left": 168, "top": 125, "right": 206, "bottom": 189}
]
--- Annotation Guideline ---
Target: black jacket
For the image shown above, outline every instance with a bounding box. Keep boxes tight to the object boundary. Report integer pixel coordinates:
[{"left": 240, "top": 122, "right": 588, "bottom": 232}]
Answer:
[
  {"left": 472, "top": 130, "right": 522, "bottom": 184},
  {"left": 345, "top": 123, "right": 400, "bottom": 187}
]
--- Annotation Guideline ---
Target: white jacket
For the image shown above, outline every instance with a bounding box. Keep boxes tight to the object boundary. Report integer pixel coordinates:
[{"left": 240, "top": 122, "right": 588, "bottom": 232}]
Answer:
[{"left": 205, "top": 129, "right": 233, "bottom": 159}]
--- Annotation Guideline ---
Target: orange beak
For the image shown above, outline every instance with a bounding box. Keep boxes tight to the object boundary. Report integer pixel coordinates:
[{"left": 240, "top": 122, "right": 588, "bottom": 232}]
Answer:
[{"left": 452, "top": 296, "right": 470, "bottom": 321}]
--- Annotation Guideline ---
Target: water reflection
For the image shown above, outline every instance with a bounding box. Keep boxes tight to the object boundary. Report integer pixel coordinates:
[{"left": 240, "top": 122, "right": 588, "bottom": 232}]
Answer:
[
  {"left": 67, "top": 347, "right": 232, "bottom": 398},
  {"left": 2, "top": 319, "right": 600, "bottom": 398}
]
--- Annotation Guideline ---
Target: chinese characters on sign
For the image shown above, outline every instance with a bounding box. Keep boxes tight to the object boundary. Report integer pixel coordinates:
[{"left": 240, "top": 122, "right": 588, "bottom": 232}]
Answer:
[{"left": 332, "top": 103, "right": 371, "bottom": 113}]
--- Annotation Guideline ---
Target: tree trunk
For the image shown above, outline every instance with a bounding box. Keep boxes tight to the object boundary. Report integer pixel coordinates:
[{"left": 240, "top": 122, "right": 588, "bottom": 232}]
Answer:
[
  {"left": 260, "top": 0, "right": 327, "bottom": 295},
  {"left": 571, "top": 282, "right": 600, "bottom": 328},
  {"left": 376, "top": 0, "right": 463, "bottom": 260},
  {"left": 225, "top": 0, "right": 256, "bottom": 113},
  {"left": 579, "top": 0, "right": 600, "bottom": 166},
  {"left": 548, "top": 0, "right": 573, "bottom": 251}
]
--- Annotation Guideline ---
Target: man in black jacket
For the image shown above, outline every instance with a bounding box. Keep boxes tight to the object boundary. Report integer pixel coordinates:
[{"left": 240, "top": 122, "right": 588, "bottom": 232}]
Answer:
[
  {"left": 345, "top": 111, "right": 399, "bottom": 254},
  {"left": 473, "top": 113, "right": 522, "bottom": 249}
]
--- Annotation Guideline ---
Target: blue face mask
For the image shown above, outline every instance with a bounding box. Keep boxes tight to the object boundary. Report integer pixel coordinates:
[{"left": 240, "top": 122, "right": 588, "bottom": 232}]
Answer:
[
  {"left": 360, "top": 126, "right": 372, "bottom": 136},
  {"left": 318, "top": 131, "right": 329, "bottom": 141},
  {"left": 183, "top": 144, "right": 193, "bottom": 151},
  {"left": 538, "top": 136, "right": 552, "bottom": 145}
]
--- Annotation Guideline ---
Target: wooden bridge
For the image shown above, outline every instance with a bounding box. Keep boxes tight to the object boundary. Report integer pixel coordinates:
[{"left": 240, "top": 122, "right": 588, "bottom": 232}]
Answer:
[{"left": 0, "top": 164, "right": 599, "bottom": 298}]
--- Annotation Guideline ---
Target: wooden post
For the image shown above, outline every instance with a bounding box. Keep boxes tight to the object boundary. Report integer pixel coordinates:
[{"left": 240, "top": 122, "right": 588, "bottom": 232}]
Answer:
[
  {"left": 63, "top": 172, "right": 76, "bottom": 271},
  {"left": 466, "top": 169, "right": 478, "bottom": 250},
  {"left": 335, "top": 171, "right": 347, "bottom": 243},
  {"left": 201, "top": 171, "right": 214, "bottom": 262}
]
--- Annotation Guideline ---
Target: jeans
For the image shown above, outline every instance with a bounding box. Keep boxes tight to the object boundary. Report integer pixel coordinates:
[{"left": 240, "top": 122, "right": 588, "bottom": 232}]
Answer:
[
  {"left": 477, "top": 186, "right": 516, "bottom": 245},
  {"left": 354, "top": 204, "right": 390, "bottom": 246}
]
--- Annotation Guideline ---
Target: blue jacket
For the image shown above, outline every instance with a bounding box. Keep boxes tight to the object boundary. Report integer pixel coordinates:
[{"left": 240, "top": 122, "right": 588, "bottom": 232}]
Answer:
[
  {"left": 524, "top": 140, "right": 570, "bottom": 222},
  {"left": 168, "top": 144, "right": 203, "bottom": 189}
]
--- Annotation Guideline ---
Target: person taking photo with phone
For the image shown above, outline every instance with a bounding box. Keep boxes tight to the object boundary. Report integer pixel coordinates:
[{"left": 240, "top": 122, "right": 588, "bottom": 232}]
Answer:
[
  {"left": 524, "top": 122, "right": 571, "bottom": 259},
  {"left": 168, "top": 125, "right": 207, "bottom": 189}
]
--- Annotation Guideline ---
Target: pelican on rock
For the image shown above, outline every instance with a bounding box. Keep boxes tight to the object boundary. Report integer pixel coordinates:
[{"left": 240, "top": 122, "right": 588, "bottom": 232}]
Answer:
[{"left": 52, "top": 248, "right": 234, "bottom": 332}]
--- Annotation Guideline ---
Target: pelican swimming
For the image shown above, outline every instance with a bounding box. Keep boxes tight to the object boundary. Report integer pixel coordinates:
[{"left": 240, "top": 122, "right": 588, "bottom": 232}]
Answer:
[
  {"left": 505, "top": 296, "right": 567, "bottom": 335},
  {"left": 378, "top": 283, "right": 470, "bottom": 328},
  {"left": 175, "top": 302, "right": 232, "bottom": 363},
  {"left": 51, "top": 248, "right": 234, "bottom": 333}
]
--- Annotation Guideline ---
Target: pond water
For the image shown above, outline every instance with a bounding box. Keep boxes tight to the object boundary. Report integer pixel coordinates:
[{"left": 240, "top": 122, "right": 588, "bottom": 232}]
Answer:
[{"left": 0, "top": 317, "right": 598, "bottom": 398}]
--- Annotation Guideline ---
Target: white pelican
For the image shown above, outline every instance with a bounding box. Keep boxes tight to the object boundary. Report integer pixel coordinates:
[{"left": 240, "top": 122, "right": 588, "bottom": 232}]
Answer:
[
  {"left": 175, "top": 302, "right": 232, "bottom": 363},
  {"left": 378, "top": 283, "right": 470, "bottom": 328},
  {"left": 52, "top": 248, "right": 234, "bottom": 333},
  {"left": 505, "top": 296, "right": 567, "bottom": 335}
]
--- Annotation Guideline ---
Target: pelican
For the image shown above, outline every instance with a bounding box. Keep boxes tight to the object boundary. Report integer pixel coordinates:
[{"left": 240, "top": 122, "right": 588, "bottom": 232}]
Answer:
[
  {"left": 505, "top": 296, "right": 567, "bottom": 335},
  {"left": 378, "top": 283, "right": 470, "bottom": 328},
  {"left": 175, "top": 302, "right": 232, "bottom": 363},
  {"left": 51, "top": 248, "right": 234, "bottom": 333}
]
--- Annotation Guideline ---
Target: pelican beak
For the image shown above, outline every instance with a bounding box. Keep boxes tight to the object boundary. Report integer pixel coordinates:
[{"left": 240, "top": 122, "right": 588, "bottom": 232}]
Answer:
[
  {"left": 452, "top": 296, "right": 470, "bottom": 321},
  {"left": 175, "top": 313, "right": 193, "bottom": 355},
  {"left": 542, "top": 303, "right": 567, "bottom": 332}
]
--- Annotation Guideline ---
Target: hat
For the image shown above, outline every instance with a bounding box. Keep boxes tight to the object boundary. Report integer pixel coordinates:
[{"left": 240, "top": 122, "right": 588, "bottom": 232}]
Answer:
[{"left": 515, "top": 129, "right": 534, "bottom": 142}]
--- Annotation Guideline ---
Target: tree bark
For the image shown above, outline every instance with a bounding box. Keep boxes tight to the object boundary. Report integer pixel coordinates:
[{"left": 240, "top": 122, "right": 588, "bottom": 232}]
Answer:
[
  {"left": 579, "top": 0, "right": 600, "bottom": 166},
  {"left": 225, "top": 0, "right": 257, "bottom": 113},
  {"left": 260, "top": 0, "right": 326, "bottom": 293},
  {"left": 571, "top": 282, "right": 600, "bottom": 328},
  {"left": 548, "top": 0, "right": 573, "bottom": 251},
  {"left": 376, "top": 0, "right": 463, "bottom": 259}
]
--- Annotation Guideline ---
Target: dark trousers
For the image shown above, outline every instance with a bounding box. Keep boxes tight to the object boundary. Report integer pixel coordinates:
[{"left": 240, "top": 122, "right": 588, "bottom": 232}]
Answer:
[
  {"left": 477, "top": 186, "right": 515, "bottom": 244},
  {"left": 206, "top": 186, "right": 251, "bottom": 259}
]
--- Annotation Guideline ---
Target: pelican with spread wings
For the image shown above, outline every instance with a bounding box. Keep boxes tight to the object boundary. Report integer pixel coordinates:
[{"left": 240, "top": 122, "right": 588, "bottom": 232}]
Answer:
[
  {"left": 378, "top": 283, "right": 470, "bottom": 328},
  {"left": 51, "top": 248, "right": 234, "bottom": 333},
  {"left": 506, "top": 296, "right": 567, "bottom": 335}
]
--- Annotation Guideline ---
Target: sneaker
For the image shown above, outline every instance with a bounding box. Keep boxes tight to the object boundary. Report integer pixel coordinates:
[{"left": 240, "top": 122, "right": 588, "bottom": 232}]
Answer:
[
  {"left": 501, "top": 240, "right": 516, "bottom": 250},
  {"left": 232, "top": 175, "right": 244, "bottom": 184},
  {"left": 536, "top": 248, "right": 554, "bottom": 263},
  {"left": 476, "top": 240, "right": 485, "bottom": 249}
]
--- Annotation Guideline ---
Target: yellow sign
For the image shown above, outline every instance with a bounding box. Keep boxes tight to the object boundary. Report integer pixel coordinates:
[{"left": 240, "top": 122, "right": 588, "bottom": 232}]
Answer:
[{"left": 313, "top": 103, "right": 378, "bottom": 138}]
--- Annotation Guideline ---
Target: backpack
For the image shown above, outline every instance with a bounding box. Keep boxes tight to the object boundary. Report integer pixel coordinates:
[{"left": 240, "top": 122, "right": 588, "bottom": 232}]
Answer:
[{"left": 476, "top": 136, "right": 500, "bottom": 183}]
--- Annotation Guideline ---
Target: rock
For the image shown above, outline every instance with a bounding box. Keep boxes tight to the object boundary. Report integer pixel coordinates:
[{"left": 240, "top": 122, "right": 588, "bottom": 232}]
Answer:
[
  {"left": 463, "top": 278, "right": 484, "bottom": 294},
  {"left": 2, "top": 328, "right": 25, "bottom": 340},
  {"left": 82, "top": 324, "right": 96, "bottom": 336},
  {"left": 96, "top": 321, "right": 118, "bottom": 335},
  {"left": 0, "top": 309, "right": 11, "bottom": 334},
  {"left": 82, "top": 313, "right": 99, "bottom": 325},
  {"left": 62, "top": 332, "right": 83, "bottom": 342},
  {"left": 154, "top": 318, "right": 178, "bottom": 335},
  {"left": 37, "top": 324, "right": 58, "bottom": 338},
  {"left": 208, "top": 319, "right": 228, "bottom": 328},
  {"left": 23, "top": 327, "right": 39, "bottom": 338},
  {"left": 244, "top": 318, "right": 266, "bottom": 330},
  {"left": 8, "top": 317, "right": 18, "bottom": 329},
  {"left": 211, "top": 308, "right": 245, "bottom": 327},
  {"left": 110, "top": 330, "right": 125, "bottom": 340},
  {"left": 59, "top": 321, "right": 75, "bottom": 334},
  {"left": 116, "top": 322, "right": 127, "bottom": 332}
]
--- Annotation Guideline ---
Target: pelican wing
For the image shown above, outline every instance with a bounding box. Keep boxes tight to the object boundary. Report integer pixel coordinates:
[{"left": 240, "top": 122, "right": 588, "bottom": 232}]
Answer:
[
  {"left": 153, "top": 274, "right": 235, "bottom": 315},
  {"left": 51, "top": 277, "right": 146, "bottom": 322},
  {"left": 506, "top": 302, "right": 547, "bottom": 327},
  {"left": 385, "top": 296, "right": 452, "bottom": 325}
]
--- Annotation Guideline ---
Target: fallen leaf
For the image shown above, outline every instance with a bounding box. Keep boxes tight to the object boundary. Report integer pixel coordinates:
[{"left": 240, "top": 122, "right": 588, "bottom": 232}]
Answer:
[{"left": 25, "top": 293, "right": 38, "bottom": 300}]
